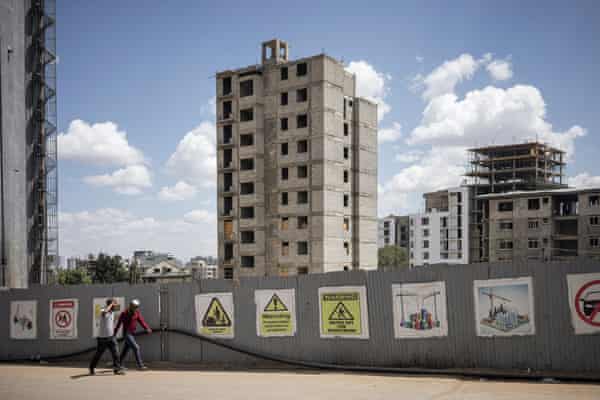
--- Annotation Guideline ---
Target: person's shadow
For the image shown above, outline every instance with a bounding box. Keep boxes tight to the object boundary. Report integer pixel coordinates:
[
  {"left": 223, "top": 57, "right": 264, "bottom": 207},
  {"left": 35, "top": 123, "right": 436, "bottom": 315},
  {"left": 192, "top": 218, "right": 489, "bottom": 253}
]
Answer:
[{"left": 70, "top": 370, "right": 114, "bottom": 379}]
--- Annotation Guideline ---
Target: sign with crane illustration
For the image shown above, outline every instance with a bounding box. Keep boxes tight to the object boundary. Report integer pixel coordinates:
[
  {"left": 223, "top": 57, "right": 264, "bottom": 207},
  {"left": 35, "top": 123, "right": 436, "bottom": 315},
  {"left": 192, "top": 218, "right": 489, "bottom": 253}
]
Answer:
[
  {"left": 50, "top": 298, "right": 78, "bottom": 339},
  {"left": 473, "top": 277, "right": 535, "bottom": 337},
  {"left": 567, "top": 273, "right": 600, "bottom": 334},
  {"left": 318, "top": 286, "right": 369, "bottom": 339},
  {"left": 255, "top": 289, "right": 296, "bottom": 337},
  {"left": 195, "top": 293, "right": 234, "bottom": 338},
  {"left": 10, "top": 300, "right": 37, "bottom": 340},
  {"left": 392, "top": 281, "right": 448, "bottom": 338}
]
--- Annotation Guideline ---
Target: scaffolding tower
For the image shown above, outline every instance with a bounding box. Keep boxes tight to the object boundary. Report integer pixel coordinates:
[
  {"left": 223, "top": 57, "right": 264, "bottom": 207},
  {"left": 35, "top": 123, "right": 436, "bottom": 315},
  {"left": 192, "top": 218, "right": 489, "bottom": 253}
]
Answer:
[
  {"left": 29, "top": 0, "right": 58, "bottom": 284},
  {"left": 464, "top": 142, "right": 566, "bottom": 262}
]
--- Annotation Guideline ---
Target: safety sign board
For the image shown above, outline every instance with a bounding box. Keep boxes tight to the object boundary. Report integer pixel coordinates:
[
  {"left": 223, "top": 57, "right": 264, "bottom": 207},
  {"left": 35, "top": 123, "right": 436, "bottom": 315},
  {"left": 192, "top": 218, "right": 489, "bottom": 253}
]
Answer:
[
  {"left": 50, "top": 298, "right": 78, "bottom": 339},
  {"left": 318, "top": 286, "right": 369, "bottom": 339},
  {"left": 93, "top": 297, "right": 125, "bottom": 338},
  {"left": 473, "top": 277, "right": 535, "bottom": 337},
  {"left": 392, "top": 281, "right": 448, "bottom": 338},
  {"left": 195, "top": 293, "right": 234, "bottom": 338},
  {"left": 567, "top": 273, "right": 600, "bottom": 335},
  {"left": 10, "top": 300, "right": 37, "bottom": 340},
  {"left": 255, "top": 289, "right": 296, "bottom": 337}
]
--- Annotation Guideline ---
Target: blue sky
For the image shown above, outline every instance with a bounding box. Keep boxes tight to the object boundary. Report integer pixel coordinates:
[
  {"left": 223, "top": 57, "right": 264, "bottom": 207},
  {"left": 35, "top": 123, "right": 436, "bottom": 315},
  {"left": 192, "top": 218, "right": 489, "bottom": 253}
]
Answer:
[{"left": 56, "top": 0, "right": 600, "bottom": 261}]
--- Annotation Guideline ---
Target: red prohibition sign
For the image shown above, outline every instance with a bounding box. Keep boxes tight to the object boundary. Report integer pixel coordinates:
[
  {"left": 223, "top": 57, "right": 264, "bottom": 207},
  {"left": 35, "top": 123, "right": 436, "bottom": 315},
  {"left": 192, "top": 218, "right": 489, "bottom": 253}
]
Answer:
[
  {"left": 55, "top": 310, "right": 72, "bottom": 328},
  {"left": 574, "top": 280, "right": 600, "bottom": 327}
]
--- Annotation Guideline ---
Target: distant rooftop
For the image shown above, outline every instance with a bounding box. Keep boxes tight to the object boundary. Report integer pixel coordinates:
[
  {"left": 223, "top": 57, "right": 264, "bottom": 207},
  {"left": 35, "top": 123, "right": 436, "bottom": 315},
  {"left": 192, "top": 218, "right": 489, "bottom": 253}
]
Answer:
[
  {"left": 477, "top": 187, "right": 600, "bottom": 199},
  {"left": 467, "top": 141, "right": 565, "bottom": 155}
]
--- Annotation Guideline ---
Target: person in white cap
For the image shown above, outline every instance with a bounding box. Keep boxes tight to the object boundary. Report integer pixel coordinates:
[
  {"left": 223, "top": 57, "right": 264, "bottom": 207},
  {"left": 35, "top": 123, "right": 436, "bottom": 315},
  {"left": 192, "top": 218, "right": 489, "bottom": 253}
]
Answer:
[{"left": 114, "top": 299, "right": 152, "bottom": 370}]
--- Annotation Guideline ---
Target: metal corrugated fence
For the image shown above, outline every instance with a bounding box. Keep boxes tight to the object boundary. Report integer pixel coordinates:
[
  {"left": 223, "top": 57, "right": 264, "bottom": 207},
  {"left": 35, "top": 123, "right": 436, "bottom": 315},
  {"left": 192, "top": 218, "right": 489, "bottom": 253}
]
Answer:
[{"left": 1, "top": 260, "right": 599, "bottom": 373}]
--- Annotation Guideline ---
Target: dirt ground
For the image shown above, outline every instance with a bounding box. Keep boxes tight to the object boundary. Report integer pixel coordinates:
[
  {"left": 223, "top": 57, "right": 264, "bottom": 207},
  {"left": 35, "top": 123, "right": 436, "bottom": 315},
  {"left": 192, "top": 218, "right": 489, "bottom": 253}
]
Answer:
[{"left": 0, "top": 364, "right": 599, "bottom": 400}]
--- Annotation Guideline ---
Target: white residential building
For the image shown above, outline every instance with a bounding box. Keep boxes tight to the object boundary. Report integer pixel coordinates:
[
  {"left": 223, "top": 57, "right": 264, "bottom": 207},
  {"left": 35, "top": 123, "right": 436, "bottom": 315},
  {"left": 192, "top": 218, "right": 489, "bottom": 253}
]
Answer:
[{"left": 409, "top": 186, "right": 470, "bottom": 268}]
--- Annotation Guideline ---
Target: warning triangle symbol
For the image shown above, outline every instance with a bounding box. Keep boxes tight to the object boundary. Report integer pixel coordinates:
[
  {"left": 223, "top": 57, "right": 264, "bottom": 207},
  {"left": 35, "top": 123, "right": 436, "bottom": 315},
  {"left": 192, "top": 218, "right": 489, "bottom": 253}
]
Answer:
[
  {"left": 264, "top": 293, "right": 288, "bottom": 312},
  {"left": 202, "top": 298, "right": 232, "bottom": 327},
  {"left": 328, "top": 302, "right": 354, "bottom": 321}
]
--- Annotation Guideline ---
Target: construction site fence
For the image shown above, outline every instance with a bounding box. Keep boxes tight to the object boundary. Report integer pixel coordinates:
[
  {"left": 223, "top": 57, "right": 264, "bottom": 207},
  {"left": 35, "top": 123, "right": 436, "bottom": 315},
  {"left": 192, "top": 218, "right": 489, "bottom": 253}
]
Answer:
[{"left": 1, "top": 259, "right": 599, "bottom": 374}]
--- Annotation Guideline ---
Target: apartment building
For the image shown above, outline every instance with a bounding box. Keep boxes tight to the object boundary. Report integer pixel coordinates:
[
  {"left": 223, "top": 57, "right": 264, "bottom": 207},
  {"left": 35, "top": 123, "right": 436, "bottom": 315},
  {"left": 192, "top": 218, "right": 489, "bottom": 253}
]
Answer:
[
  {"left": 482, "top": 187, "right": 600, "bottom": 262},
  {"left": 409, "top": 186, "right": 470, "bottom": 268},
  {"left": 216, "top": 39, "right": 378, "bottom": 279},
  {"left": 378, "top": 215, "right": 409, "bottom": 248}
]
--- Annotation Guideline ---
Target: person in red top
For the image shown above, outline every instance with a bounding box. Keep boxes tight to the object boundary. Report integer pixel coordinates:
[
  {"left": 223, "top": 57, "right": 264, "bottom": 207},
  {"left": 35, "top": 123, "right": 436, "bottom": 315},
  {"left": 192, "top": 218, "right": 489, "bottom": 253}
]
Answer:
[{"left": 114, "top": 299, "right": 152, "bottom": 370}]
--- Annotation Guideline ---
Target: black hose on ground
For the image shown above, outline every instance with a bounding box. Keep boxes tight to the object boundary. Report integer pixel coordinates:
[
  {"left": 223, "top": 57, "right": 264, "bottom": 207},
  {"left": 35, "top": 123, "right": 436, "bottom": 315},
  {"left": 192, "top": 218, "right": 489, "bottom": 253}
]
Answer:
[{"left": 1, "top": 328, "right": 598, "bottom": 382}]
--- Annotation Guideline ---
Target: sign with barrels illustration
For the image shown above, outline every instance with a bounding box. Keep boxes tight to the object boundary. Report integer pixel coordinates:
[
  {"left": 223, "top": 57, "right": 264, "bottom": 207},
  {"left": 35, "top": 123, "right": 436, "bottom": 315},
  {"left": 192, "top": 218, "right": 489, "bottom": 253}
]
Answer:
[{"left": 392, "top": 281, "right": 448, "bottom": 338}]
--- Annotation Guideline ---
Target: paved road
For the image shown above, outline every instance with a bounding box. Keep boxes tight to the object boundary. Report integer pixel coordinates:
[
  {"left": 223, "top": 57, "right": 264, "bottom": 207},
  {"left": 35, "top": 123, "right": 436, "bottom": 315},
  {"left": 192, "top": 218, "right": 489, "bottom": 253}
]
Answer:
[{"left": 1, "top": 365, "right": 599, "bottom": 400}]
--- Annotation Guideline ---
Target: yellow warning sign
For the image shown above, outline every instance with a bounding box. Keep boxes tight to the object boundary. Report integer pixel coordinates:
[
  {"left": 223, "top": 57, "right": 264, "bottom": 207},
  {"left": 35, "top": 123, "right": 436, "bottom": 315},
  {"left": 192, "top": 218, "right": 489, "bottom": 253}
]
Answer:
[
  {"left": 320, "top": 291, "right": 362, "bottom": 336},
  {"left": 260, "top": 293, "right": 292, "bottom": 335},
  {"left": 201, "top": 297, "right": 232, "bottom": 336},
  {"left": 264, "top": 294, "right": 288, "bottom": 312}
]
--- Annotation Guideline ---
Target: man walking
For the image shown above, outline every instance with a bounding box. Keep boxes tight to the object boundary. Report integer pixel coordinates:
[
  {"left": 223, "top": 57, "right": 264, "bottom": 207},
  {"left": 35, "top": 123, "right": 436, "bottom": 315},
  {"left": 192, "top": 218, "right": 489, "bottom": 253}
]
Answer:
[
  {"left": 89, "top": 299, "right": 125, "bottom": 375},
  {"left": 115, "top": 299, "right": 152, "bottom": 370}
]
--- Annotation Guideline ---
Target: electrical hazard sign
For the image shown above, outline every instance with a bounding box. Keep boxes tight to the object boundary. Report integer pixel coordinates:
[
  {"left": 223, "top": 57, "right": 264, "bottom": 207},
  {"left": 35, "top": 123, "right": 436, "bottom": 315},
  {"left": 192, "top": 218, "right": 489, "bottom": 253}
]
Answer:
[
  {"left": 319, "top": 286, "right": 369, "bottom": 339},
  {"left": 567, "top": 273, "right": 600, "bottom": 334},
  {"left": 195, "top": 293, "right": 234, "bottom": 338},
  {"left": 50, "top": 299, "right": 78, "bottom": 340},
  {"left": 255, "top": 289, "right": 296, "bottom": 337}
]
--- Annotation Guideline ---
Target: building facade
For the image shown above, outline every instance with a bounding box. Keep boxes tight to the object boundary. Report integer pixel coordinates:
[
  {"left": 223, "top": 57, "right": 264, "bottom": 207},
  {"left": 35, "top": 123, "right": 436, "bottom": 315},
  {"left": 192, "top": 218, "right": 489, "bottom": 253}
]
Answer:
[
  {"left": 409, "top": 186, "right": 470, "bottom": 268},
  {"left": 466, "top": 142, "right": 566, "bottom": 263},
  {"left": 0, "top": 0, "right": 58, "bottom": 288},
  {"left": 216, "top": 39, "right": 378, "bottom": 279},
  {"left": 483, "top": 188, "right": 600, "bottom": 262},
  {"left": 378, "top": 215, "right": 409, "bottom": 248}
]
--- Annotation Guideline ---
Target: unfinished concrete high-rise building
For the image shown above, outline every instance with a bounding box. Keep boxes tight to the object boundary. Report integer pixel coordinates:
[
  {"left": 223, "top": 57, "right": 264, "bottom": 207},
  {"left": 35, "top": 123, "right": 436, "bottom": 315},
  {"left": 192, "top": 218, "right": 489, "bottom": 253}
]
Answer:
[
  {"left": 0, "top": 0, "right": 58, "bottom": 287},
  {"left": 216, "top": 39, "right": 378, "bottom": 278},
  {"left": 465, "top": 142, "right": 566, "bottom": 262}
]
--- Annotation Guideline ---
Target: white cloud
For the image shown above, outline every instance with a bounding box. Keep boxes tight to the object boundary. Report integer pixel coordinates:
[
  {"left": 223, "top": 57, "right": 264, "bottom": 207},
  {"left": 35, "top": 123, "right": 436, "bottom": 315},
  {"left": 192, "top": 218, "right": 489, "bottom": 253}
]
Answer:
[
  {"left": 416, "top": 54, "right": 479, "bottom": 101},
  {"left": 166, "top": 121, "right": 216, "bottom": 188},
  {"left": 84, "top": 164, "right": 152, "bottom": 195},
  {"left": 58, "top": 119, "right": 145, "bottom": 166},
  {"left": 200, "top": 97, "right": 216, "bottom": 117},
  {"left": 379, "top": 147, "right": 466, "bottom": 215},
  {"left": 378, "top": 122, "right": 403, "bottom": 143},
  {"left": 487, "top": 58, "right": 513, "bottom": 81},
  {"left": 345, "top": 60, "right": 391, "bottom": 121},
  {"left": 59, "top": 208, "right": 216, "bottom": 261},
  {"left": 570, "top": 173, "right": 600, "bottom": 189},
  {"left": 395, "top": 150, "right": 424, "bottom": 163},
  {"left": 158, "top": 181, "right": 198, "bottom": 201},
  {"left": 408, "top": 85, "right": 586, "bottom": 157},
  {"left": 183, "top": 209, "right": 215, "bottom": 224}
]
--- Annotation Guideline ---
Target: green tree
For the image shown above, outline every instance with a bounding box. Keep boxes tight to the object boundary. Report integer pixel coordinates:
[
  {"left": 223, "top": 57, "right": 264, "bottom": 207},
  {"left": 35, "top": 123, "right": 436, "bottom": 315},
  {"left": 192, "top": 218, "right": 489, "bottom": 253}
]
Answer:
[
  {"left": 92, "top": 253, "right": 129, "bottom": 283},
  {"left": 378, "top": 245, "right": 409, "bottom": 271},
  {"left": 57, "top": 268, "right": 92, "bottom": 285}
]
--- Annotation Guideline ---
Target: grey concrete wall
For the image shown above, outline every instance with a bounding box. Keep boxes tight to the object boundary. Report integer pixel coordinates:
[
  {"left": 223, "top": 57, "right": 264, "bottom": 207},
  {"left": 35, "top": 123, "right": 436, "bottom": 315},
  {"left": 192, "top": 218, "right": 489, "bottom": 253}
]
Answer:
[
  {"left": 1, "top": 261, "right": 600, "bottom": 374},
  {"left": 0, "top": 0, "right": 28, "bottom": 288}
]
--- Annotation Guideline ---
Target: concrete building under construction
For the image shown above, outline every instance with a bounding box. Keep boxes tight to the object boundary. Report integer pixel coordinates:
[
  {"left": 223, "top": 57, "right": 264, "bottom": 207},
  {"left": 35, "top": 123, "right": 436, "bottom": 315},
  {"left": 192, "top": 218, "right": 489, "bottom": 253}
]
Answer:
[
  {"left": 0, "top": 0, "right": 58, "bottom": 287},
  {"left": 465, "top": 142, "right": 566, "bottom": 262},
  {"left": 216, "top": 39, "right": 378, "bottom": 278}
]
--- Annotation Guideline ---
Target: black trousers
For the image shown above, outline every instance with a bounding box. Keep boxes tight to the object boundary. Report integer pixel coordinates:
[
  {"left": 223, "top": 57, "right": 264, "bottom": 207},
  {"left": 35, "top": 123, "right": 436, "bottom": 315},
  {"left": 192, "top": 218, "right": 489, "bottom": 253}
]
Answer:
[{"left": 89, "top": 337, "right": 121, "bottom": 371}]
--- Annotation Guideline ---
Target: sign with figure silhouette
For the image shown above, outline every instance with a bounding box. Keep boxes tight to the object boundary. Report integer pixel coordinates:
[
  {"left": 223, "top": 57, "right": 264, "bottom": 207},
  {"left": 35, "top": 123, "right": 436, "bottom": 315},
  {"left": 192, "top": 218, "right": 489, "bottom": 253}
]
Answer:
[
  {"left": 255, "top": 289, "right": 296, "bottom": 337},
  {"left": 318, "top": 286, "right": 369, "bottom": 339},
  {"left": 392, "top": 281, "right": 448, "bottom": 338},
  {"left": 50, "top": 298, "right": 78, "bottom": 339},
  {"left": 474, "top": 277, "right": 535, "bottom": 337},
  {"left": 195, "top": 293, "right": 234, "bottom": 338},
  {"left": 10, "top": 301, "right": 37, "bottom": 340},
  {"left": 567, "top": 273, "right": 600, "bottom": 334}
]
